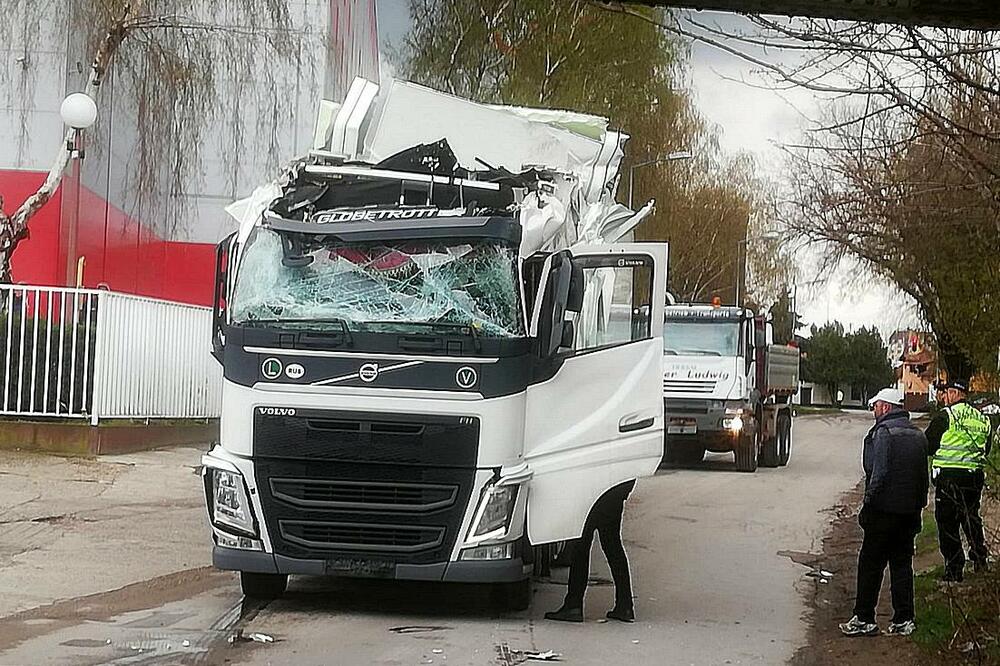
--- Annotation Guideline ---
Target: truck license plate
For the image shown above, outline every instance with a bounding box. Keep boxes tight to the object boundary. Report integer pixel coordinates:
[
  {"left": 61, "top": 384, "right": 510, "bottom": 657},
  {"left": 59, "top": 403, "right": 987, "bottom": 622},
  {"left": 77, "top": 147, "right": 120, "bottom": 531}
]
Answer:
[
  {"left": 667, "top": 418, "right": 697, "bottom": 435},
  {"left": 326, "top": 558, "right": 396, "bottom": 578}
]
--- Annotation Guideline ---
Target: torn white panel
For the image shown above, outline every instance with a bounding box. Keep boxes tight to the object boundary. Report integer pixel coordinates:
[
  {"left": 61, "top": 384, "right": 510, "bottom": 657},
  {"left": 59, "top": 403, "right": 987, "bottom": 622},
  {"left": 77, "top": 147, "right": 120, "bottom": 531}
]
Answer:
[
  {"left": 362, "top": 79, "right": 615, "bottom": 187},
  {"left": 312, "top": 100, "right": 342, "bottom": 151},
  {"left": 484, "top": 104, "right": 609, "bottom": 140}
]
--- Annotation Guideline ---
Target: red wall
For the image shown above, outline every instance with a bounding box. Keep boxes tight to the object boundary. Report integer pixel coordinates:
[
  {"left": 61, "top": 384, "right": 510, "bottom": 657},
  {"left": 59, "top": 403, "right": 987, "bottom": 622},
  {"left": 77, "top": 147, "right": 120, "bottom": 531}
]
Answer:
[
  {"left": 1, "top": 170, "right": 62, "bottom": 287},
  {"left": 1, "top": 168, "right": 215, "bottom": 306}
]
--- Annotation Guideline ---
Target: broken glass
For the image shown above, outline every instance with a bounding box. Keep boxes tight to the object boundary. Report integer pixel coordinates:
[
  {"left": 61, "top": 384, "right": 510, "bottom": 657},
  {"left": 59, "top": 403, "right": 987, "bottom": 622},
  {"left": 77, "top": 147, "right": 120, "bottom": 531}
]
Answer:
[{"left": 230, "top": 228, "right": 524, "bottom": 338}]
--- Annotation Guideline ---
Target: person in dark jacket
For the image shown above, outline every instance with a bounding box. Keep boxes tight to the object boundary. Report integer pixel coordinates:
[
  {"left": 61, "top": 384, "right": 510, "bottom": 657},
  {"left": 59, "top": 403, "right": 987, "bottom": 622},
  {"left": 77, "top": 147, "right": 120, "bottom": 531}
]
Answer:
[
  {"left": 925, "top": 379, "right": 993, "bottom": 581},
  {"left": 840, "top": 388, "right": 929, "bottom": 637}
]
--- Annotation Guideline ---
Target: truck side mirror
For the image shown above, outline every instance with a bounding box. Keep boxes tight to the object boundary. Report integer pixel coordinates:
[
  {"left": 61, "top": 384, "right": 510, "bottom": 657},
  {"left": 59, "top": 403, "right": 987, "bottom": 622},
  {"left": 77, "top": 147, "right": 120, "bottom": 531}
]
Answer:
[
  {"left": 536, "top": 251, "right": 573, "bottom": 359},
  {"left": 567, "top": 260, "right": 584, "bottom": 313},
  {"left": 560, "top": 319, "right": 576, "bottom": 350},
  {"left": 211, "top": 233, "right": 236, "bottom": 364}
]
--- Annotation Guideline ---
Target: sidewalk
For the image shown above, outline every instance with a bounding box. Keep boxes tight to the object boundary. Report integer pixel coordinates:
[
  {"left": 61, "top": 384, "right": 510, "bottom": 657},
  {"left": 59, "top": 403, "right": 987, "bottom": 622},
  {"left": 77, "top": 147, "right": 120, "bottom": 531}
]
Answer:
[{"left": 0, "top": 447, "right": 213, "bottom": 617}]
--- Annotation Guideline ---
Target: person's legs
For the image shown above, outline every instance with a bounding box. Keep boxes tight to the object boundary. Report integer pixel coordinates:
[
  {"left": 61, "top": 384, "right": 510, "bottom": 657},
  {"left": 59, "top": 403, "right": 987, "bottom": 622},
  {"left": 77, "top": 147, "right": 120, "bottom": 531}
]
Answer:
[
  {"left": 564, "top": 524, "right": 597, "bottom": 609},
  {"left": 597, "top": 509, "right": 633, "bottom": 614},
  {"left": 960, "top": 474, "right": 989, "bottom": 568},
  {"left": 935, "top": 476, "right": 966, "bottom": 580},
  {"left": 853, "top": 514, "right": 891, "bottom": 623},
  {"left": 887, "top": 515, "right": 919, "bottom": 624}
]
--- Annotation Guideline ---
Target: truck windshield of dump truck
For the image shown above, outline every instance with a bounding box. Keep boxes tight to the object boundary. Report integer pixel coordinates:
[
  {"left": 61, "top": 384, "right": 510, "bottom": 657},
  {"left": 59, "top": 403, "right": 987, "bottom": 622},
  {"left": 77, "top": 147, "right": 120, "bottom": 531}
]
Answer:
[
  {"left": 230, "top": 228, "right": 525, "bottom": 337},
  {"left": 663, "top": 317, "right": 740, "bottom": 356}
]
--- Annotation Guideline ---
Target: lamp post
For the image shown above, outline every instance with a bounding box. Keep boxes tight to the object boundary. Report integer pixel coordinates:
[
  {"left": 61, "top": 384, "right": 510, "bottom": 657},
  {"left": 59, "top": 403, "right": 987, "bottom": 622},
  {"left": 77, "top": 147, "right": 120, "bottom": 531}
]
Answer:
[
  {"left": 59, "top": 92, "right": 97, "bottom": 288},
  {"left": 628, "top": 150, "right": 693, "bottom": 210},
  {"left": 735, "top": 229, "right": 781, "bottom": 307}
]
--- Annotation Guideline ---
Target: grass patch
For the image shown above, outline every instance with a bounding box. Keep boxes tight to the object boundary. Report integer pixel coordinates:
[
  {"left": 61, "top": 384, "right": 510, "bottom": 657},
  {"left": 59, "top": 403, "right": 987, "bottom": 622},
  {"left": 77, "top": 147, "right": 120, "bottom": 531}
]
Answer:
[
  {"left": 913, "top": 567, "right": 953, "bottom": 649},
  {"left": 915, "top": 511, "right": 939, "bottom": 558}
]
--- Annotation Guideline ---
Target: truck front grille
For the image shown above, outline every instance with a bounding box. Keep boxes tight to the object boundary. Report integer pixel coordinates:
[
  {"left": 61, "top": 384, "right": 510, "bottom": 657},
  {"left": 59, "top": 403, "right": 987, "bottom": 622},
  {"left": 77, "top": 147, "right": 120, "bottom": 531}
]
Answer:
[
  {"left": 663, "top": 379, "right": 717, "bottom": 394},
  {"left": 269, "top": 478, "right": 459, "bottom": 512},
  {"left": 279, "top": 520, "right": 446, "bottom": 553},
  {"left": 253, "top": 409, "right": 478, "bottom": 567}
]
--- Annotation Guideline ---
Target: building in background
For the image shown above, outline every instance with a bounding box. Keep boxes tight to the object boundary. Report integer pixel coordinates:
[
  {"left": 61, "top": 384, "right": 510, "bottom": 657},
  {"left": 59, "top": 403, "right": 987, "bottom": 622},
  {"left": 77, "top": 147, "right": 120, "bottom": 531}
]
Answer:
[
  {"left": 0, "top": 0, "right": 379, "bottom": 306},
  {"left": 888, "top": 329, "right": 938, "bottom": 411}
]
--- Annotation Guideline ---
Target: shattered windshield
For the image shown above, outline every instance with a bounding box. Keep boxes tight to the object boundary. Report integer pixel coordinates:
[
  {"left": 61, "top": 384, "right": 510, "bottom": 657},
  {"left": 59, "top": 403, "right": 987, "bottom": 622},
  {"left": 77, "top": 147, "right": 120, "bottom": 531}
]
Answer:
[
  {"left": 230, "top": 228, "right": 524, "bottom": 338},
  {"left": 663, "top": 320, "right": 739, "bottom": 356}
]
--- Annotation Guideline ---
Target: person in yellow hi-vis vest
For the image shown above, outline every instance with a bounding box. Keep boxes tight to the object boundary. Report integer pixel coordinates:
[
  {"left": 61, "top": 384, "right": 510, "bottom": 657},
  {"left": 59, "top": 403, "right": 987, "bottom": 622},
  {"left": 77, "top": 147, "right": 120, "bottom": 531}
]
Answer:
[{"left": 925, "top": 379, "right": 994, "bottom": 582}]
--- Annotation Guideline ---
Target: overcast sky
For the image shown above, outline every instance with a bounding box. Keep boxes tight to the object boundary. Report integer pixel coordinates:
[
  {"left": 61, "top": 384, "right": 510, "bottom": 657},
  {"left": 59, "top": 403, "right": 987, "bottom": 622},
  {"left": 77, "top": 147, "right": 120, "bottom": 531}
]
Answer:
[{"left": 374, "top": 1, "right": 922, "bottom": 336}]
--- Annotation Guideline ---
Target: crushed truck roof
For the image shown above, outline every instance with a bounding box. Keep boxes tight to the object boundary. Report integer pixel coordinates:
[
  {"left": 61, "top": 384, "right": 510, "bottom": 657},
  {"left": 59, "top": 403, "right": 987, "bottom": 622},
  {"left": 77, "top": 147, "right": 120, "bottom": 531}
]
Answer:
[{"left": 226, "top": 77, "right": 653, "bottom": 260}]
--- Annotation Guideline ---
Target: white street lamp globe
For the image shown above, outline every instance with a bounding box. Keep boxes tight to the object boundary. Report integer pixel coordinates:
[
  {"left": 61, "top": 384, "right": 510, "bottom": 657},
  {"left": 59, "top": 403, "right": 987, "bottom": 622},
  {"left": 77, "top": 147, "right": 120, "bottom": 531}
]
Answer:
[{"left": 60, "top": 93, "right": 98, "bottom": 130}]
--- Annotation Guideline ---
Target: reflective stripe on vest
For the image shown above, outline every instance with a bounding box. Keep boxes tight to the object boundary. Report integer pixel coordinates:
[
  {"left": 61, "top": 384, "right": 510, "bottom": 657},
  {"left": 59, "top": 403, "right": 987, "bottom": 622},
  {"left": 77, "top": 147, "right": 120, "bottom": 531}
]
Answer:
[{"left": 932, "top": 403, "right": 990, "bottom": 471}]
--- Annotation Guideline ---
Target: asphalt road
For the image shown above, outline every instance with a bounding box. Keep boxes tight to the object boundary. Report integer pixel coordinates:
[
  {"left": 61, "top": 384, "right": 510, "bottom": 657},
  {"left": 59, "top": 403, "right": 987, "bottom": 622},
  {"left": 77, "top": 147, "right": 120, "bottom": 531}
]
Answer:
[{"left": 0, "top": 412, "right": 870, "bottom": 665}]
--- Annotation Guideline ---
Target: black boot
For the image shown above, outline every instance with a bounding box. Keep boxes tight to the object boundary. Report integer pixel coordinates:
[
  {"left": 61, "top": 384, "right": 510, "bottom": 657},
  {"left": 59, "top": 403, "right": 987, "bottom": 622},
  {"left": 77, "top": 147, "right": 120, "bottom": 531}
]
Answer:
[
  {"left": 606, "top": 606, "right": 635, "bottom": 623},
  {"left": 545, "top": 605, "right": 584, "bottom": 623}
]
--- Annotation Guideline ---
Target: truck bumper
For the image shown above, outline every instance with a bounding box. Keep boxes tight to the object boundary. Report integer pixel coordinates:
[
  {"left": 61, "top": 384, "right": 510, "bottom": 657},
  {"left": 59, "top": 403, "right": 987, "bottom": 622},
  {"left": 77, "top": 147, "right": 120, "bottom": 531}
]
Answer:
[
  {"left": 664, "top": 398, "right": 746, "bottom": 452},
  {"left": 213, "top": 546, "right": 529, "bottom": 583}
]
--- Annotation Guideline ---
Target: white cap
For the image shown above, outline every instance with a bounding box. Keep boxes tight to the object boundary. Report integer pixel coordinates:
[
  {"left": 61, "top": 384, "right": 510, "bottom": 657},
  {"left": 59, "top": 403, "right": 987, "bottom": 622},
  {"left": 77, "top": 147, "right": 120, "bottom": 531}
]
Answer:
[{"left": 868, "top": 387, "right": 904, "bottom": 407}]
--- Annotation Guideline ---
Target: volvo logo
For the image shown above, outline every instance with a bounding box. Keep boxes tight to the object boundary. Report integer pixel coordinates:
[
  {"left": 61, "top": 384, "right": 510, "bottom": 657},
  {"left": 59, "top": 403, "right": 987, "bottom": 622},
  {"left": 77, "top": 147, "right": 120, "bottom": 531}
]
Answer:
[
  {"left": 358, "top": 363, "right": 380, "bottom": 383},
  {"left": 456, "top": 366, "right": 478, "bottom": 389},
  {"left": 258, "top": 407, "right": 296, "bottom": 417},
  {"left": 261, "top": 358, "right": 283, "bottom": 380}
]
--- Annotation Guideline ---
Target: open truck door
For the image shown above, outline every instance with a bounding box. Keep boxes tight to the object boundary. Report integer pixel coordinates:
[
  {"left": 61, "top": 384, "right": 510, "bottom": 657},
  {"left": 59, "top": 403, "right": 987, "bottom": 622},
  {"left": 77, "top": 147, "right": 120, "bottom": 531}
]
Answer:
[{"left": 524, "top": 243, "right": 667, "bottom": 544}]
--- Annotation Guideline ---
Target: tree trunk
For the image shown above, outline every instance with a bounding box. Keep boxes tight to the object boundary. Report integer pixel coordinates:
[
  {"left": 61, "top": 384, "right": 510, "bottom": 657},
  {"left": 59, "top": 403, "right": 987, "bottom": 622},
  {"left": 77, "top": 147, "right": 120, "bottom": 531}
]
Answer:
[{"left": 0, "top": 10, "right": 131, "bottom": 284}]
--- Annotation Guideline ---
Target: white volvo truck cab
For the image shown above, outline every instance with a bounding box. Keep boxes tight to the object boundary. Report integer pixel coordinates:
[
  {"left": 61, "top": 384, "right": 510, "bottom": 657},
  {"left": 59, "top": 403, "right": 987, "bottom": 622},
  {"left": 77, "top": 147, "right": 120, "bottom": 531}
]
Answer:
[
  {"left": 199, "top": 77, "right": 668, "bottom": 607},
  {"left": 661, "top": 302, "right": 799, "bottom": 472}
]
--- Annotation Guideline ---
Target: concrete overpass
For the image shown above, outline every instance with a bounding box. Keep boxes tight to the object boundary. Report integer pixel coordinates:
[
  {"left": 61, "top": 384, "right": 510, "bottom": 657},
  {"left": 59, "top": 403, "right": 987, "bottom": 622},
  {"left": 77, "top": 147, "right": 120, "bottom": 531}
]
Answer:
[{"left": 632, "top": 1, "right": 1000, "bottom": 29}]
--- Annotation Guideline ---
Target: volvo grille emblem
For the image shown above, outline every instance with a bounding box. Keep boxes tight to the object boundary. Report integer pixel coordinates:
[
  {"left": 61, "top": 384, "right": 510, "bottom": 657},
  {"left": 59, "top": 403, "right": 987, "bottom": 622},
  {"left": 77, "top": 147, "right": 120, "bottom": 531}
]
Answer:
[
  {"left": 358, "top": 363, "right": 380, "bottom": 383},
  {"left": 456, "top": 366, "right": 478, "bottom": 389}
]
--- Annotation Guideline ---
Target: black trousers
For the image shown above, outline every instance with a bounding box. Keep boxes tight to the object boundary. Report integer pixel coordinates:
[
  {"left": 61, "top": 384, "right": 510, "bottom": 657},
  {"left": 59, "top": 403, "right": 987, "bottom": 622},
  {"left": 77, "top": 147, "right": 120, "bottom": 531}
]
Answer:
[
  {"left": 935, "top": 470, "right": 988, "bottom": 577},
  {"left": 564, "top": 480, "right": 635, "bottom": 611},
  {"left": 853, "top": 507, "right": 921, "bottom": 624}
]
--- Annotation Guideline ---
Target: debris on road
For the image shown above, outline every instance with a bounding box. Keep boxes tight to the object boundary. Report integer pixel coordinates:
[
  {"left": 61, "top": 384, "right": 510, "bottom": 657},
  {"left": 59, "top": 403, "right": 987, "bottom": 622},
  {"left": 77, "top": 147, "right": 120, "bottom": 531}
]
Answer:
[
  {"left": 524, "top": 650, "right": 561, "bottom": 661},
  {"left": 182, "top": 639, "right": 191, "bottom": 648}
]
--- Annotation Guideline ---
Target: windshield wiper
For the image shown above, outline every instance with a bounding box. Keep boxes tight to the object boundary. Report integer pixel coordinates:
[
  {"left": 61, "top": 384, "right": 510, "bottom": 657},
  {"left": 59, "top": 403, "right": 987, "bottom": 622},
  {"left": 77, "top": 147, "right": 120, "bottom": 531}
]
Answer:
[
  {"left": 676, "top": 349, "right": 723, "bottom": 357},
  {"left": 368, "top": 320, "right": 483, "bottom": 352},
  {"left": 241, "top": 318, "right": 354, "bottom": 346}
]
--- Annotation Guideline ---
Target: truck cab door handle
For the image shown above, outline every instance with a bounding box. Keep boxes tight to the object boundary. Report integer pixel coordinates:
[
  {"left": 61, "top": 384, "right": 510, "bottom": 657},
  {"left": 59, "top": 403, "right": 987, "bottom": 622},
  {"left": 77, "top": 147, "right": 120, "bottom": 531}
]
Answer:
[{"left": 619, "top": 417, "right": 655, "bottom": 433}]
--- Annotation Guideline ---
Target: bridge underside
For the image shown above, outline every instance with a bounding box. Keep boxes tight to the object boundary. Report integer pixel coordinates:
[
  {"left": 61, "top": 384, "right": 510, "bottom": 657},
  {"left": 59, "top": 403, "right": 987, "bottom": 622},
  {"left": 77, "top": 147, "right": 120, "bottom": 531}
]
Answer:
[{"left": 631, "top": 1, "right": 1000, "bottom": 29}]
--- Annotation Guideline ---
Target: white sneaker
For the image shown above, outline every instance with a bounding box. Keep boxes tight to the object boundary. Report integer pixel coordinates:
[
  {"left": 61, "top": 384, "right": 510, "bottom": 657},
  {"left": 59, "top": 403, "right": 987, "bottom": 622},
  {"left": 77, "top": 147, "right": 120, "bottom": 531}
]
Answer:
[
  {"left": 886, "top": 620, "right": 915, "bottom": 636},
  {"left": 839, "top": 615, "right": 879, "bottom": 637}
]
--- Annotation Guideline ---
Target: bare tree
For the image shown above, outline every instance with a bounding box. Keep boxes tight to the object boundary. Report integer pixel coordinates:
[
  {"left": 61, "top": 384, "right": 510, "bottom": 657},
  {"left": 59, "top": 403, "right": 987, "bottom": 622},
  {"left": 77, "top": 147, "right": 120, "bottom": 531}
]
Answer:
[
  {"left": 593, "top": 2, "right": 1000, "bottom": 375},
  {"left": 0, "top": 0, "right": 302, "bottom": 282}
]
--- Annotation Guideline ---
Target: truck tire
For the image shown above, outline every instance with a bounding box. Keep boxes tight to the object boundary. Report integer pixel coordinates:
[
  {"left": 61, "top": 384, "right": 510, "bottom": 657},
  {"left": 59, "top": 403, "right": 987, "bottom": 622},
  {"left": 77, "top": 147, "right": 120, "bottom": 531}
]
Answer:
[
  {"left": 760, "top": 425, "right": 780, "bottom": 468},
  {"left": 492, "top": 579, "right": 532, "bottom": 612},
  {"left": 734, "top": 431, "right": 758, "bottom": 473},
  {"left": 777, "top": 413, "right": 792, "bottom": 467},
  {"left": 240, "top": 572, "right": 287, "bottom": 600}
]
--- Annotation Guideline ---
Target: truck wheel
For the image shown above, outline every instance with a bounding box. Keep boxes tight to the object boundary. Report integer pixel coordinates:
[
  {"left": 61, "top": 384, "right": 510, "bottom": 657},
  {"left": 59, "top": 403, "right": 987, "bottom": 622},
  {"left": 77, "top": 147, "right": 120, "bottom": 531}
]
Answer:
[
  {"left": 734, "top": 431, "right": 758, "bottom": 473},
  {"left": 760, "top": 425, "right": 780, "bottom": 468},
  {"left": 492, "top": 579, "right": 532, "bottom": 612},
  {"left": 777, "top": 414, "right": 792, "bottom": 466},
  {"left": 240, "top": 572, "right": 287, "bottom": 600}
]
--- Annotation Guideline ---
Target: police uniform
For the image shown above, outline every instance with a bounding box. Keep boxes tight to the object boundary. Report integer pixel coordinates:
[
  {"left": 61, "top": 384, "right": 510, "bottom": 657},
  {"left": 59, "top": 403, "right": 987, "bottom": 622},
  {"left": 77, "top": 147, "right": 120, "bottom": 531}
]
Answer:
[{"left": 926, "top": 395, "right": 994, "bottom": 580}]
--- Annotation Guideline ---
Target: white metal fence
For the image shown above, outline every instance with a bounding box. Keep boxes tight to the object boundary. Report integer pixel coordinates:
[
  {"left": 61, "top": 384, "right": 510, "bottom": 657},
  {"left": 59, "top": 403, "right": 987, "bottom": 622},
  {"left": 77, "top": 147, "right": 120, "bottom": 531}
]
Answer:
[{"left": 0, "top": 285, "right": 222, "bottom": 424}]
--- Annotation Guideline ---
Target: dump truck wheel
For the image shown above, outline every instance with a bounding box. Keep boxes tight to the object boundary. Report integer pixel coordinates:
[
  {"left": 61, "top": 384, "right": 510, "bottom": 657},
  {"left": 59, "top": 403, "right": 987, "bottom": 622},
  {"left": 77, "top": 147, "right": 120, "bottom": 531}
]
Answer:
[
  {"left": 777, "top": 414, "right": 792, "bottom": 467},
  {"left": 734, "top": 431, "right": 758, "bottom": 473},
  {"left": 760, "top": 424, "right": 780, "bottom": 468}
]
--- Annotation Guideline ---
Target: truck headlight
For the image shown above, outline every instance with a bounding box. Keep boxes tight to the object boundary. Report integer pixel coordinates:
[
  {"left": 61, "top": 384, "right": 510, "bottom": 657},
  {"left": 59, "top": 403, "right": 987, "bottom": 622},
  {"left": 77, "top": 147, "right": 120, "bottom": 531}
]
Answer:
[
  {"left": 459, "top": 541, "right": 516, "bottom": 561},
  {"left": 209, "top": 468, "right": 256, "bottom": 536},
  {"left": 469, "top": 484, "right": 519, "bottom": 540},
  {"left": 722, "top": 416, "right": 744, "bottom": 433}
]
